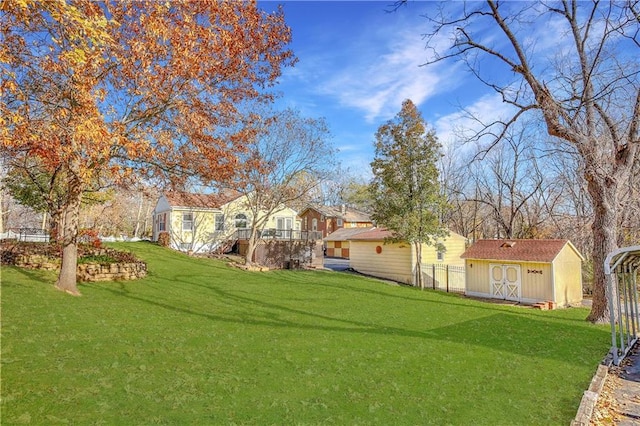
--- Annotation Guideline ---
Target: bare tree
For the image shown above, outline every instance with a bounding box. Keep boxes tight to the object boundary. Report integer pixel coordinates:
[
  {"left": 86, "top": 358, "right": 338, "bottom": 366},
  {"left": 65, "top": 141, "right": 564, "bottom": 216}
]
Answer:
[
  {"left": 469, "top": 130, "right": 544, "bottom": 239},
  {"left": 226, "top": 108, "right": 335, "bottom": 266},
  {"left": 418, "top": 1, "right": 639, "bottom": 323}
]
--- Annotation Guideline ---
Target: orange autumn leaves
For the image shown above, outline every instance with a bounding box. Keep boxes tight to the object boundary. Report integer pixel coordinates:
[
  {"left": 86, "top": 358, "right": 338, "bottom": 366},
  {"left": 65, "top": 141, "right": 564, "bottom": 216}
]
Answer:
[
  {"left": 1, "top": 0, "right": 295, "bottom": 292},
  {"left": 1, "top": 0, "right": 294, "bottom": 186}
]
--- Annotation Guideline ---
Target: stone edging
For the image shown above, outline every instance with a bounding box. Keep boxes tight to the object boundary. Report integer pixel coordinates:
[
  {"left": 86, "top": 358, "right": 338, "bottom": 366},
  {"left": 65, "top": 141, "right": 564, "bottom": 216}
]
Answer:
[{"left": 571, "top": 358, "right": 611, "bottom": 425}]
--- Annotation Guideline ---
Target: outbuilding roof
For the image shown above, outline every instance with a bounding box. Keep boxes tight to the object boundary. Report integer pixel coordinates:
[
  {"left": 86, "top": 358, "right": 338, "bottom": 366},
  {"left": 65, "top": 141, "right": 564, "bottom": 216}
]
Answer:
[
  {"left": 323, "top": 226, "right": 376, "bottom": 242},
  {"left": 346, "top": 227, "right": 398, "bottom": 241},
  {"left": 163, "top": 190, "right": 241, "bottom": 210},
  {"left": 461, "top": 239, "right": 583, "bottom": 262}
]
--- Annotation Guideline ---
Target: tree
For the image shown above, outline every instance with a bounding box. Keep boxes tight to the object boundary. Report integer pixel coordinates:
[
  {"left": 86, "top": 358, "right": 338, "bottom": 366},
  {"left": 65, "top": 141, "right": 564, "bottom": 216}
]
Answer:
[
  {"left": 226, "top": 107, "right": 334, "bottom": 266},
  {"left": 468, "top": 126, "right": 545, "bottom": 239},
  {"left": 416, "top": 1, "right": 639, "bottom": 322},
  {"left": 1, "top": 1, "right": 294, "bottom": 295},
  {"left": 370, "top": 99, "right": 448, "bottom": 289}
]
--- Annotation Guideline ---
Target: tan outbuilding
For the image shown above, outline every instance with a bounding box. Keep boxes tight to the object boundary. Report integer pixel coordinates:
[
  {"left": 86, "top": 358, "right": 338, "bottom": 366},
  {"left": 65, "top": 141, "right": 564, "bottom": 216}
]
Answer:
[
  {"left": 324, "top": 227, "right": 375, "bottom": 259},
  {"left": 347, "top": 228, "right": 467, "bottom": 286},
  {"left": 461, "top": 239, "right": 584, "bottom": 307}
]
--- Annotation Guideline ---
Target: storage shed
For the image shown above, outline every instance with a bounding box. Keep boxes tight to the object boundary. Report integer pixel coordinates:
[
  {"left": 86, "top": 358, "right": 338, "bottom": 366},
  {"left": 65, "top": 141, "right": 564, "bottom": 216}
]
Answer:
[
  {"left": 348, "top": 227, "right": 467, "bottom": 285},
  {"left": 461, "top": 239, "right": 584, "bottom": 307}
]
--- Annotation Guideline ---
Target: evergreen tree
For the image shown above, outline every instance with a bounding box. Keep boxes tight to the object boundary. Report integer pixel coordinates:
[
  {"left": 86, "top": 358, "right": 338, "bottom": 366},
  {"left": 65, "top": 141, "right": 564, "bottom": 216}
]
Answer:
[{"left": 370, "top": 99, "right": 448, "bottom": 288}]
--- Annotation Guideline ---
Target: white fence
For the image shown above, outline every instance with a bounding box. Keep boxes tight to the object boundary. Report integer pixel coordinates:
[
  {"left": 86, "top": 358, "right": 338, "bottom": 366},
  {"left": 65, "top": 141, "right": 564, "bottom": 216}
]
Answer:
[
  {"left": 423, "top": 264, "right": 466, "bottom": 294},
  {"left": 0, "top": 228, "right": 50, "bottom": 243}
]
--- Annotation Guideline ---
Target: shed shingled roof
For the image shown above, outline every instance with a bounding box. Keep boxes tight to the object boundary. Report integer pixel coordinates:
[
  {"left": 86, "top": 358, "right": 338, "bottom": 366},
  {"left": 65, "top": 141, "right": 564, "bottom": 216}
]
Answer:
[
  {"left": 460, "top": 239, "right": 582, "bottom": 262},
  {"left": 346, "top": 227, "right": 398, "bottom": 241},
  {"left": 163, "top": 191, "right": 241, "bottom": 209},
  {"left": 323, "top": 227, "right": 376, "bottom": 242}
]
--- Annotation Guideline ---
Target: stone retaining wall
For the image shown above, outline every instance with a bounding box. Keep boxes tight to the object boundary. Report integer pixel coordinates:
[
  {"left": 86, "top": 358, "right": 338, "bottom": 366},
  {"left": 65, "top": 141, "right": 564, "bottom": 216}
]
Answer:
[
  {"left": 77, "top": 262, "right": 147, "bottom": 282},
  {"left": 3, "top": 250, "right": 147, "bottom": 282}
]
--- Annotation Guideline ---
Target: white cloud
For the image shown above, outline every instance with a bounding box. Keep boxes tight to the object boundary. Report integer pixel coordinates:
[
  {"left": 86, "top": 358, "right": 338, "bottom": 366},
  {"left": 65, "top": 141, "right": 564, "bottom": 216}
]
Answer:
[
  {"left": 434, "top": 93, "right": 517, "bottom": 153},
  {"left": 314, "top": 25, "right": 459, "bottom": 123}
]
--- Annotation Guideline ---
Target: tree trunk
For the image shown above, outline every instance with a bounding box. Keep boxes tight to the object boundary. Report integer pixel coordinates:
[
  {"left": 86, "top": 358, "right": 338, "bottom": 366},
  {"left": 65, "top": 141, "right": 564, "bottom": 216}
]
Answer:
[
  {"left": 244, "top": 227, "right": 260, "bottom": 266},
  {"left": 585, "top": 173, "right": 618, "bottom": 323},
  {"left": 55, "top": 181, "right": 82, "bottom": 296}
]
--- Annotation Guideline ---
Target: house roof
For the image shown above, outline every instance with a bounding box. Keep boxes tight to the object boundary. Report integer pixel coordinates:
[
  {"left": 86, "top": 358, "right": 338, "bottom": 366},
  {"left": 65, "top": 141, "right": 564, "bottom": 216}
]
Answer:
[
  {"left": 460, "top": 239, "right": 583, "bottom": 262},
  {"left": 163, "top": 190, "right": 241, "bottom": 209},
  {"left": 302, "top": 205, "right": 372, "bottom": 223},
  {"left": 323, "top": 226, "right": 376, "bottom": 242}
]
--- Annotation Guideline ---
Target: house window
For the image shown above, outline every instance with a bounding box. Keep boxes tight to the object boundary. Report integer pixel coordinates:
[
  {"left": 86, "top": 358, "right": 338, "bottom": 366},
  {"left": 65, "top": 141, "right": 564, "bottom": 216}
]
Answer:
[
  {"left": 437, "top": 251, "right": 444, "bottom": 262},
  {"left": 157, "top": 214, "right": 166, "bottom": 232},
  {"left": 312, "top": 218, "right": 318, "bottom": 231},
  {"left": 235, "top": 214, "right": 247, "bottom": 229},
  {"left": 215, "top": 214, "right": 224, "bottom": 231},
  {"left": 182, "top": 213, "right": 193, "bottom": 231},
  {"left": 337, "top": 218, "right": 344, "bottom": 227}
]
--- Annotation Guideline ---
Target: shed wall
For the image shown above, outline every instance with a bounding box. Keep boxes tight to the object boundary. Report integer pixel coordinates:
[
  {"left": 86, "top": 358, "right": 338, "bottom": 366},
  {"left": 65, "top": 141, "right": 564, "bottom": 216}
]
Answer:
[
  {"left": 466, "top": 259, "right": 553, "bottom": 302},
  {"left": 326, "top": 240, "right": 351, "bottom": 259},
  {"left": 465, "top": 259, "right": 491, "bottom": 295},
  {"left": 520, "top": 262, "right": 553, "bottom": 301},
  {"left": 552, "top": 245, "right": 583, "bottom": 306},
  {"left": 350, "top": 241, "right": 414, "bottom": 285}
]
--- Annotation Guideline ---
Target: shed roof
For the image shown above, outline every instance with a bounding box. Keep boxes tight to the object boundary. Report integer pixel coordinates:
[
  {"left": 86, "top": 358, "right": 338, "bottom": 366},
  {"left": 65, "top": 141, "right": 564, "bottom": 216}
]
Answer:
[
  {"left": 461, "top": 239, "right": 583, "bottom": 262},
  {"left": 347, "top": 227, "right": 398, "bottom": 241},
  {"left": 164, "top": 190, "right": 241, "bottom": 209},
  {"left": 323, "top": 226, "right": 376, "bottom": 242}
]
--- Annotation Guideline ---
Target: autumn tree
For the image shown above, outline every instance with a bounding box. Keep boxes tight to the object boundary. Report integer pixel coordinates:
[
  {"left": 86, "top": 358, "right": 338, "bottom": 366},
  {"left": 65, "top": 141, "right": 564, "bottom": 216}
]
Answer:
[
  {"left": 414, "top": 0, "right": 639, "bottom": 322},
  {"left": 226, "top": 107, "right": 334, "bottom": 266},
  {"left": 370, "top": 99, "right": 448, "bottom": 289},
  {"left": 1, "top": 1, "right": 294, "bottom": 295}
]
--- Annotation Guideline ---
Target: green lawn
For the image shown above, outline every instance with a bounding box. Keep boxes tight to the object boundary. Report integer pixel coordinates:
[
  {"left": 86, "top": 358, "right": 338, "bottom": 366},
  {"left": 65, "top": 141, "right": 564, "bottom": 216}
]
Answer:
[{"left": 2, "top": 242, "right": 609, "bottom": 425}]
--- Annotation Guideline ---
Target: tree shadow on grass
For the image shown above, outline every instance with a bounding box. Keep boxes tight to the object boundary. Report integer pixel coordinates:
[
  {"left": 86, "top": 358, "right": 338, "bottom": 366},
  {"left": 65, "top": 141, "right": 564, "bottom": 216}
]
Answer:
[
  {"left": 3, "top": 266, "right": 57, "bottom": 287},
  {"left": 91, "top": 279, "right": 609, "bottom": 367}
]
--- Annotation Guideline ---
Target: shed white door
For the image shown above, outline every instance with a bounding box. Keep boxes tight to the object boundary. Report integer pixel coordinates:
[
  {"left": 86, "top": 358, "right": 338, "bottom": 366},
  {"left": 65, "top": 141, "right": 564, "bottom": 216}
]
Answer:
[{"left": 490, "top": 264, "right": 521, "bottom": 301}]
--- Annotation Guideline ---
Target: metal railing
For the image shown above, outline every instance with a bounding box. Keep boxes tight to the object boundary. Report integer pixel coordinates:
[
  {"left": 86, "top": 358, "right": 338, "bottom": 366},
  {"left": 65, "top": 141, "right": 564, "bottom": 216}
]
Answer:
[
  {"left": 605, "top": 245, "right": 640, "bottom": 365},
  {"left": 423, "top": 263, "right": 466, "bottom": 294},
  {"left": 0, "top": 228, "right": 50, "bottom": 243},
  {"left": 236, "top": 228, "right": 322, "bottom": 241}
]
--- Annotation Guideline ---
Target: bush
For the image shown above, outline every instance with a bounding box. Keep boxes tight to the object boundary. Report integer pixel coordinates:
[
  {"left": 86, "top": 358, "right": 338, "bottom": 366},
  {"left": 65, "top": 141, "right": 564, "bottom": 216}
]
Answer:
[
  {"left": 79, "top": 229, "right": 102, "bottom": 248},
  {"left": 157, "top": 232, "right": 170, "bottom": 247}
]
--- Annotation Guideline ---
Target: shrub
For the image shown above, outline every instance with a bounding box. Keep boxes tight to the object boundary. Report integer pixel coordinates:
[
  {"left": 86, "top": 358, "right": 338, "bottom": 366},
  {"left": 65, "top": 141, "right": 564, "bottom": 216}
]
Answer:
[
  {"left": 78, "top": 229, "right": 102, "bottom": 248},
  {"left": 157, "top": 232, "right": 170, "bottom": 247}
]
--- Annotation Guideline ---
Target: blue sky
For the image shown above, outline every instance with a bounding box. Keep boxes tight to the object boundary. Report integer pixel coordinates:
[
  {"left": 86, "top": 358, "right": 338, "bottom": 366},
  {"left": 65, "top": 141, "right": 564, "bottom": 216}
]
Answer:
[{"left": 260, "top": 1, "right": 514, "bottom": 177}]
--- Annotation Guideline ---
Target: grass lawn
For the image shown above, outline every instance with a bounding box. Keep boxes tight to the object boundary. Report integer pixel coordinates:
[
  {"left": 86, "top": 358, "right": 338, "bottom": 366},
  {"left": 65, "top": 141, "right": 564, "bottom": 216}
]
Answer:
[{"left": 2, "top": 242, "right": 609, "bottom": 425}]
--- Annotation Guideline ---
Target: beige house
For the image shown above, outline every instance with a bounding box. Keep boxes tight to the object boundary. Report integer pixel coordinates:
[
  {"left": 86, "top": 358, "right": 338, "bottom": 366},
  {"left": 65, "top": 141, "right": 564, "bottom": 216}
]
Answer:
[
  {"left": 152, "top": 191, "right": 301, "bottom": 254},
  {"left": 461, "top": 239, "right": 584, "bottom": 307},
  {"left": 347, "top": 227, "right": 467, "bottom": 285}
]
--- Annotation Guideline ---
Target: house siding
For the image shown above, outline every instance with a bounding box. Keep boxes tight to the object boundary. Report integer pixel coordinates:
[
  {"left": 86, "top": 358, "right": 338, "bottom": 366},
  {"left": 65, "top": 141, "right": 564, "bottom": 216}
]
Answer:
[
  {"left": 421, "top": 233, "right": 467, "bottom": 267},
  {"left": 153, "top": 193, "right": 302, "bottom": 254}
]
